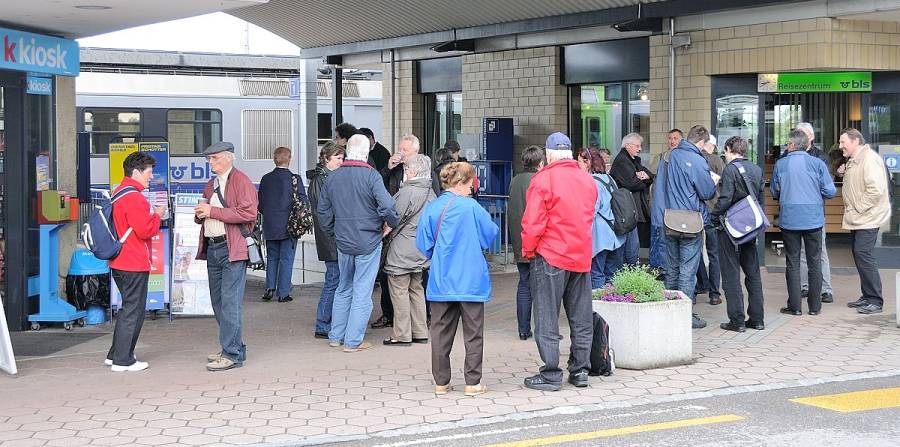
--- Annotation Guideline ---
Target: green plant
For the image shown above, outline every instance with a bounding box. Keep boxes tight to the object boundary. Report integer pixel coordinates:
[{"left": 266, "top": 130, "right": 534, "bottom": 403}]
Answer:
[{"left": 610, "top": 264, "right": 664, "bottom": 303}]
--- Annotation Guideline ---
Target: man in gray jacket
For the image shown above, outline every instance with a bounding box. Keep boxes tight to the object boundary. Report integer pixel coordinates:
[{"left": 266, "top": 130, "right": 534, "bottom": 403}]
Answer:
[{"left": 317, "top": 134, "right": 400, "bottom": 352}]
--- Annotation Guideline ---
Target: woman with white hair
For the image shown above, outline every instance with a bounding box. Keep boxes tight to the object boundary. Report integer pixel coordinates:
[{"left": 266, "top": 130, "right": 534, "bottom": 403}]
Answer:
[{"left": 382, "top": 154, "right": 437, "bottom": 346}]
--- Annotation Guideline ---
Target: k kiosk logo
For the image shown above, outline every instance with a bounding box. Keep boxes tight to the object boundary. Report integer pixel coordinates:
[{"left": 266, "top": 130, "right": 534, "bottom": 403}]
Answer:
[{"left": 0, "top": 27, "right": 79, "bottom": 77}]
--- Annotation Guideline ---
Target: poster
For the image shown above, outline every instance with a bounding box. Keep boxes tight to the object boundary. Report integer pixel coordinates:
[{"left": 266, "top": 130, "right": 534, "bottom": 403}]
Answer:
[
  {"left": 108, "top": 143, "right": 139, "bottom": 191},
  {"left": 171, "top": 193, "right": 213, "bottom": 315}
]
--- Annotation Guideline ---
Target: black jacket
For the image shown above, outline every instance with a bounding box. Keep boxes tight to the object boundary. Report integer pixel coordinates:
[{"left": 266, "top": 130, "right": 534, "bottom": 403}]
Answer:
[
  {"left": 807, "top": 144, "right": 830, "bottom": 167},
  {"left": 306, "top": 164, "right": 337, "bottom": 261},
  {"left": 258, "top": 167, "right": 307, "bottom": 241},
  {"left": 367, "top": 142, "right": 391, "bottom": 172},
  {"left": 610, "top": 150, "right": 653, "bottom": 223},
  {"left": 710, "top": 158, "right": 765, "bottom": 227}
]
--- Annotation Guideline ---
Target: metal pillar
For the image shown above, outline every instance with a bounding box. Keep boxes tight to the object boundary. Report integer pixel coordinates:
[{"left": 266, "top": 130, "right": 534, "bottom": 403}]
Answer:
[
  {"left": 668, "top": 17, "right": 675, "bottom": 130},
  {"left": 331, "top": 66, "right": 343, "bottom": 130}
]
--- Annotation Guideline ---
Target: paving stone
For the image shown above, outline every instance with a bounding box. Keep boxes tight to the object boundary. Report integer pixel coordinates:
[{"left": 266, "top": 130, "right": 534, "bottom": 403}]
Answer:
[{"left": 178, "top": 434, "right": 222, "bottom": 446}]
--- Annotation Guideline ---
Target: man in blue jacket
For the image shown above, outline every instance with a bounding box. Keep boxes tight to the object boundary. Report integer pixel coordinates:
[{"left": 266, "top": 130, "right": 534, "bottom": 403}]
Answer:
[
  {"left": 771, "top": 129, "right": 836, "bottom": 317},
  {"left": 653, "top": 125, "right": 717, "bottom": 329},
  {"left": 317, "top": 134, "right": 400, "bottom": 352}
]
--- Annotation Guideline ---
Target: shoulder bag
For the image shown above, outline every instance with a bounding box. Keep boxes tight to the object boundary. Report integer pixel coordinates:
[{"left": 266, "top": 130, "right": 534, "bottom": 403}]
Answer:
[
  {"left": 723, "top": 161, "right": 769, "bottom": 245},
  {"left": 662, "top": 150, "right": 704, "bottom": 238},
  {"left": 214, "top": 179, "right": 266, "bottom": 270},
  {"left": 287, "top": 174, "right": 314, "bottom": 239}
]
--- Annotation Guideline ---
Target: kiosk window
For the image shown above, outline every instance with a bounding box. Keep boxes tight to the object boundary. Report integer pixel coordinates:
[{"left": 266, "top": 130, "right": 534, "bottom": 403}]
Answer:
[
  {"left": 167, "top": 109, "right": 222, "bottom": 155},
  {"left": 83, "top": 109, "right": 141, "bottom": 155}
]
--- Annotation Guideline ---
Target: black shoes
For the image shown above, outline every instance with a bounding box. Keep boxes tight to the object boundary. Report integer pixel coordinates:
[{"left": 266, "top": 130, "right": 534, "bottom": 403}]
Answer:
[
  {"left": 808, "top": 310, "right": 820, "bottom": 316},
  {"left": 524, "top": 375, "right": 562, "bottom": 391},
  {"left": 412, "top": 338, "right": 428, "bottom": 344},
  {"left": 371, "top": 316, "right": 393, "bottom": 328},
  {"left": 692, "top": 314, "right": 707, "bottom": 329},
  {"left": 568, "top": 370, "right": 590, "bottom": 388},
  {"left": 745, "top": 320, "right": 765, "bottom": 330},
  {"left": 857, "top": 303, "right": 883, "bottom": 314},
  {"left": 277, "top": 295, "right": 293, "bottom": 303},
  {"left": 708, "top": 296, "right": 722, "bottom": 306},
  {"left": 519, "top": 333, "right": 532, "bottom": 341},
  {"left": 821, "top": 292, "right": 834, "bottom": 303},
  {"left": 720, "top": 322, "right": 746, "bottom": 333},
  {"left": 383, "top": 338, "right": 412, "bottom": 346},
  {"left": 314, "top": 331, "right": 328, "bottom": 339},
  {"left": 847, "top": 298, "right": 868, "bottom": 308},
  {"left": 262, "top": 289, "right": 274, "bottom": 301},
  {"left": 780, "top": 307, "right": 802, "bottom": 316}
]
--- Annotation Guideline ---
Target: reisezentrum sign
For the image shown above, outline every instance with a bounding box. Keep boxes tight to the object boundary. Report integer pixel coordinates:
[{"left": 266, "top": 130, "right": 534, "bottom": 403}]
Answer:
[{"left": 757, "top": 72, "right": 872, "bottom": 93}]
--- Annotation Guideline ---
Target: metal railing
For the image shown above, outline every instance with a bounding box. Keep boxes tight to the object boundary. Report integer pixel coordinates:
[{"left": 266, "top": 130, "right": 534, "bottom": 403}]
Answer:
[{"left": 477, "top": 194, "right": 510, "bottom": 265}]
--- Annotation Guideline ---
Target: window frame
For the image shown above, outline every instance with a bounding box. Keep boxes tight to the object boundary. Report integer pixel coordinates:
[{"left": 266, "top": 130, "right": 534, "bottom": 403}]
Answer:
[
  {"left": 165, "top": 108, "right": 224, "bottom": 155},
  {"left": 82, "top": 108, "right": 142, "bottom": 155}
]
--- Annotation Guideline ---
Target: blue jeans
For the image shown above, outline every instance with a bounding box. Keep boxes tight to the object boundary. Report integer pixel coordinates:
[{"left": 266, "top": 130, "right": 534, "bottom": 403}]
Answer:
[
  {"left": 664, "top": 234, "right": 703, "bottom": 302},
  {"left": 624, "top": 227, "right": 640, "bottom": 265},
  {"left": 265, "top": 238, "right": 296, "bottom": 299},
  {"left": 206, "top": 240, "right": 247, "bottom": 363},
  {"left": 649, "top": 224, "right": 667, "bottom": 272},
  {"left": 591, "top": 247, "right": 624, "bottom": 289},
  {"left": 695, "top": 228, "right": 721, "bottom": 299},
  {"left": 516, "top": 263, "right": 532, "bottom": 336},
  {"left": 316, "top": 260, "right": 339, "bottom": 333},
  {"left": 330, "top": 245, "right": 381, "bottom": 348}
]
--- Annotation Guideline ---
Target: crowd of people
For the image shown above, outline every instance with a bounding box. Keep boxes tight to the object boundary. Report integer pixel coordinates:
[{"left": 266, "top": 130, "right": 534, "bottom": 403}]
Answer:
[{"left": 102, "top": 119, "right": 891, "bottom": 395}]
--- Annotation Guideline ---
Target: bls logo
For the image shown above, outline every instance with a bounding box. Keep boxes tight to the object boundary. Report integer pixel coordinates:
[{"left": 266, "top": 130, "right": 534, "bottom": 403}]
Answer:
[
  {"left": 170, "top": 161, "right": 212, "bottom": 181},
  {"left": 840, "top": 80, "right": 871, "bottom": 89}
]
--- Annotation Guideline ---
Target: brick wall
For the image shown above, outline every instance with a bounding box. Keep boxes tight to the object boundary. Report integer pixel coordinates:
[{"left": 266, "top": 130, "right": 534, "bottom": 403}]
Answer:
[
  {"left": 650, "top": 18, "right": 900, "bottom": 156},
  {"left": 382, "top": 60, "right": 423, "bottom": 151},
  {"left": 462, "top": 47, "right": 567, "bottom": 172}
]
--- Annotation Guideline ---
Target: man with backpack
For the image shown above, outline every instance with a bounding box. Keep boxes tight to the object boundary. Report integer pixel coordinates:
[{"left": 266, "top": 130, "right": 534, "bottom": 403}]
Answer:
[
  {"left": 194, "top": 142, "right": 259, "bottom": 371},
  {"left": 106, "top": 152, "right": 164, "bottom": 372},
  {"left": 710, "top": 137, "right": 765, "bottom": 332}
]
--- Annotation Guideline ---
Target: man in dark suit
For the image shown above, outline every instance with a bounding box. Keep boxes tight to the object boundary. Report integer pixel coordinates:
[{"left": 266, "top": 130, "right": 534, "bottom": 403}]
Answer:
[
  {"left": 610, "top": 133, "right": 653, "bottom": 265},
  {"left": 361, "top": 128, "right": 391, "bottom": 172},
  {"left": 258, "top": 146, "right": 308, "bottom": 303}
]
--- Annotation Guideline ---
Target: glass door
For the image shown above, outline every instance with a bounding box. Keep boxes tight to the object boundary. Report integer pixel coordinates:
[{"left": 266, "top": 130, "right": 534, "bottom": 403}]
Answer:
[{"left": 424, "top": 92, "right": 463, "bottom": 158}]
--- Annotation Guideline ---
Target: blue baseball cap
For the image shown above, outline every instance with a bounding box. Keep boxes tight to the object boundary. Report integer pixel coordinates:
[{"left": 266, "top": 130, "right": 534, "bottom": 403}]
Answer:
[{"left": 545, "top": 132, "right": 571, "bottom": 150}]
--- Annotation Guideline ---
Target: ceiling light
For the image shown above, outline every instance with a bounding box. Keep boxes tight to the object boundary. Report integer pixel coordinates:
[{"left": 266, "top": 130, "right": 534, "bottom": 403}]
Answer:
[{"left": 75, "top": 5, "right": 112, "bottom": 10}]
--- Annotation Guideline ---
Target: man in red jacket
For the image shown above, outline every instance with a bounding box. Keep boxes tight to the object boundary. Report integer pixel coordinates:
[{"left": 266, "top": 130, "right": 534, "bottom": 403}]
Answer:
[
  {"left": 194, "top": 141, "right": 259, "bottom": 371},
  {"left": 521, "top": 132, "right": 598, "bottom": 391},
  {"left": 107, "top": 152, "right": 165, "bottom": 372}
]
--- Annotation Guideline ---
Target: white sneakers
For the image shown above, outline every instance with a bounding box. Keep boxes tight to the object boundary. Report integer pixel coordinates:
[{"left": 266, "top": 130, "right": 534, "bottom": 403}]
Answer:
[
  {"left": 104, "top": 355, "right": 137, "bottom": 366},
  {"left": 111, "top": 361, "right": 149, "bottom": 372}
]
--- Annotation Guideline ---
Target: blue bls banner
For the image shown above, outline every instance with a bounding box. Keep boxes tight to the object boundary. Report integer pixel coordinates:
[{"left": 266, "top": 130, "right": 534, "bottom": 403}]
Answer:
[{"left": 1, "top": 27, "right": 80, "bottom": 76}]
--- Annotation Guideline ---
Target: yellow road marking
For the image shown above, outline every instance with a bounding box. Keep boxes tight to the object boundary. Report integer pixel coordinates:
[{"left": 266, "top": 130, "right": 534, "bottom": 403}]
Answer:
[
  {"left": 791, "top": 387, "right": 900, "bottom": 413},
  {"left": 481, "top": 414, "right": 745, "bottom": 447}
]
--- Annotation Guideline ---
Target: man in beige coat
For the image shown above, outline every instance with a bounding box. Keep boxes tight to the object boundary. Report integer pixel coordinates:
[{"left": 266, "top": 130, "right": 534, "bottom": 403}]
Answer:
[{"left": 839, "top": 128, "right": 892, "bottom": 314}]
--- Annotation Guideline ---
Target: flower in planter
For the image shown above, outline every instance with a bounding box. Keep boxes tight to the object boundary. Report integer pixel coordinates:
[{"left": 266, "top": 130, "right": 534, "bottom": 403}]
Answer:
[{"left": 608, "top": 264, "right": 665, "bottom": 303}]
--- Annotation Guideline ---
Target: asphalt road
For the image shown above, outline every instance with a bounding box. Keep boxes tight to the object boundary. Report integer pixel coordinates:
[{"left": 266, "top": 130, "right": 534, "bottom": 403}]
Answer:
[{"left": 317, "top": 375, "right": 900, "bottom": 447}]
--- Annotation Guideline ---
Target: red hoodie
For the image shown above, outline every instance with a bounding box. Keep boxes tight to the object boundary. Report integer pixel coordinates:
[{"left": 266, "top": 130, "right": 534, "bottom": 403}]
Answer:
[
  {"left": 109, "top": 177, "right": 161, "bottom": 272},
  {"left": 521, "top": 159, "right": 597, "bottom": 272}
]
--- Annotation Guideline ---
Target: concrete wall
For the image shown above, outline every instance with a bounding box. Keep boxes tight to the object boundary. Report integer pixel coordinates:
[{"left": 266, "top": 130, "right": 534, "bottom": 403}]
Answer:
[
  {"left": 649, "top": 18, "right": 900, "bottom": 155},
  {"left": 382, "top": 60, "right": 423, "bottom": 151},
  {"left": 56, "top": 76, "right": 77, "bottom": 289}
]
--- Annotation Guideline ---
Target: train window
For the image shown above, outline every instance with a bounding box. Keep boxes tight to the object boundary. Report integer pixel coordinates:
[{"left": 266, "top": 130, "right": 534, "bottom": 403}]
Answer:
[
  {"left": 242, "top": 109, "right": 293, "bottom": 161},
  {"left": 167, "top": 109, "right": 223, "bottom": 155},
  {"left": 83, "top": 109, "right": 141, "bottom": 154},
  {"left": 317, "top": 113, "right": 332, "bottom": 145}
]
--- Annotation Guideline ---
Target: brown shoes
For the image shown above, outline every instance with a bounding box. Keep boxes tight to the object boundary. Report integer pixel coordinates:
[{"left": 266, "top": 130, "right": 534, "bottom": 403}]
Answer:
[
  {"left": 434, "top": 384, "right": 452, "bottom": 395},
  {"left": 342, "top": 341, "right": 373, "bottom": 353},
  {"left": 464, "top": 384, "right": 487, "bottom": 396}
]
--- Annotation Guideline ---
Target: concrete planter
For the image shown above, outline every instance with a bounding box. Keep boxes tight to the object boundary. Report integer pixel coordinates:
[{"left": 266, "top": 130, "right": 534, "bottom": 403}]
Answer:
[{"left": 591, "top": 291, "right": 692, "bottom": 370}]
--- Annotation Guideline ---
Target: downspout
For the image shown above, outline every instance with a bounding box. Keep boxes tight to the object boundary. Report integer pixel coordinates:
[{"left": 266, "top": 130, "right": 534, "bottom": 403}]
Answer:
[
  {"left": 391, "top": 49, "right": 397, "bottom": 150},
  {"left": 668, "top": 17, "right": 675, "bottom": 130}
]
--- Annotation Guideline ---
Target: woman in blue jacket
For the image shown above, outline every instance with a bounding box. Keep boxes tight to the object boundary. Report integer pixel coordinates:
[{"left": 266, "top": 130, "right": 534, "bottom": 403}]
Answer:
[
  {"left": 579, "top": 147, "right": 626, "bottom": 288},
  {"left": 416, "top": 162, "right": 498, "bottom": 397}
]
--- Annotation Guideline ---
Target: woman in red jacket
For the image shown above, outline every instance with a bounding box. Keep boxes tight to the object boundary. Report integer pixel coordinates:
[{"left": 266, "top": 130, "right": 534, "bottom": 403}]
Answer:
[{"left": 106, "top": 152, "right": 165, "bottom": 372}]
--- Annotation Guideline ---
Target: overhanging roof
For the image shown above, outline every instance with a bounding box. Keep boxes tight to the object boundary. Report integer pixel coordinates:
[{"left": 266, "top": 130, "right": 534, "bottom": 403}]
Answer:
[
  {"left": 231, "top": 0, "right": 661, "bottom": 56},
  {"left": 0, "top": 0, "right": 269, "bottom": 39},
  {"left": 230, "top": 0, "right": 805, "bottom": 58}
]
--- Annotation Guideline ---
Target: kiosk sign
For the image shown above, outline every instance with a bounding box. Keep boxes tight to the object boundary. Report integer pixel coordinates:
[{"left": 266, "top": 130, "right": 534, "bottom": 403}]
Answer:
[{"left": 1, "top": 27, "right": 79, "bottom": 76}]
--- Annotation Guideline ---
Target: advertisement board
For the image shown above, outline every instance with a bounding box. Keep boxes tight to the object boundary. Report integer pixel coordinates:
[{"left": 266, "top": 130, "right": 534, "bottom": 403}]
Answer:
[{"left": 170, "top": 194, "right": 212, "bottom": 315}]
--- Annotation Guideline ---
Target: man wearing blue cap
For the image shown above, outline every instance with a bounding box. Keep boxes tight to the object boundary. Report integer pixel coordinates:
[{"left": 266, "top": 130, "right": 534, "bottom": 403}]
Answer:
[{"left": 194, "top": 141, "right": 259, "bottom": 371}]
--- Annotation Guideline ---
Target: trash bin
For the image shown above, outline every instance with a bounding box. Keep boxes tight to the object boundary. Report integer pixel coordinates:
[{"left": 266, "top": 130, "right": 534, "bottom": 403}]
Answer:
[{"left": 65, "top": 249, "right": 110, "bottom": 315}]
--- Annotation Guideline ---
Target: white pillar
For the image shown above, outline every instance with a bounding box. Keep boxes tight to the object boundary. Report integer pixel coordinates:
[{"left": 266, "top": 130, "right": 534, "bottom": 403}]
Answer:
[{"left": 298, "top": 59, "right": 318, "bottom": 175}]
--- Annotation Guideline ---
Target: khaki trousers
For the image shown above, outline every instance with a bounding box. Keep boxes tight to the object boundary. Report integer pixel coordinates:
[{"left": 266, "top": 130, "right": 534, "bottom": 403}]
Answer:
[
  {"left": 387, "top": 272, "right": 428, "bottom": 342},
  {"left": 430, "top": 301, "right": 484, "bottom": 386}
]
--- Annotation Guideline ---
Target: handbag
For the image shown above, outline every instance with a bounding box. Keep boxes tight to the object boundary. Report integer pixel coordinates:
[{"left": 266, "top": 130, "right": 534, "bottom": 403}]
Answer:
[
  {"left": 723, "top": 161, "right": 769, "bottom": 245},
  {"left": 380, "top": 193, "right": 430, "bottom": 268},
  {"left": 214, "top": 180, "right": 266, "bottom": 270},
  {"left": 287, "top": 174, "right": 314, "bottom": 239},
  {"left": 662, "top": 150, "right": 704, "bottom": 238}
]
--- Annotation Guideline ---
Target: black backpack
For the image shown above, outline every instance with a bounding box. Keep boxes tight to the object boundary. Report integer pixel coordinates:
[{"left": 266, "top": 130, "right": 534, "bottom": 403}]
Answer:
[
  {"left": 589, "top": 312, "right": 615, "bottom": 376},
  {"left": 596, "top": 176, "right": 638, "bottom": 236}
]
